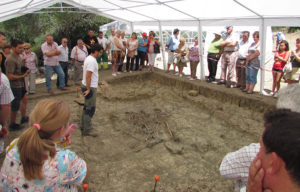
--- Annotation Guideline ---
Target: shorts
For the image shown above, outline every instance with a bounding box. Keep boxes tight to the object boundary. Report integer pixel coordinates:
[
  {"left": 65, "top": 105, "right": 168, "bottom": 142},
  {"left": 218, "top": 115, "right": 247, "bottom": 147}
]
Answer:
[
  {"left": 272, "top": 68, "right": 283, "bottom": 73},
  {"left": 285, "top": 67, "right": 300, "bottom": 80},
  {"left": 168, "top": 51, "right": 176, "bottom": 64},
  {"left": 11, "top": 87, "right": 26, "bottom": 111},
  {"left": 111, "top": 50, "right": 121, "bottom": 65}
]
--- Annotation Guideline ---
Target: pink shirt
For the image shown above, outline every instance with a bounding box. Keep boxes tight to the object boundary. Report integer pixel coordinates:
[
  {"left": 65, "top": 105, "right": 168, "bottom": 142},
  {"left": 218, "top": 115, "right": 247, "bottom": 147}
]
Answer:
[
  {"left": 21, "top": 52, "right": 38, "bottom": 73},
  {"left": 148, "top": 40, "right": 155, "bottom": 53},
  {"left": 41, "top": 42, "right": 59, "bottom": 66}
]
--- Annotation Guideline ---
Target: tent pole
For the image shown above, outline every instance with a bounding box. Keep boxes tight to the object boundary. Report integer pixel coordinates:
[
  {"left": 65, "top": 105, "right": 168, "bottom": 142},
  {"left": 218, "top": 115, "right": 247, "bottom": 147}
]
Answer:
[
  {"left": 159, "top": 21, "right": 166, "bottom": 70},
  {"left": 130, "top": 22, "right": 134, "bottom": 34},
  {"left": 198, "top": 21, "right": 204, "bottom": 80},
  {"left": 259, "top": 19, "right": 266, "bottom": 94}
]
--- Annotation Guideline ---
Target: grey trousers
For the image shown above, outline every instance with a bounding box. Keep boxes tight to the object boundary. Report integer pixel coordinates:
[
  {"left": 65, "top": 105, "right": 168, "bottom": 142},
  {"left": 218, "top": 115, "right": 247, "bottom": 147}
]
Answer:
[
  {"left": 81, "top": 86, "right": 97, "bottom": 134},
  {"left": 24, "top": 73, "right": 36, "bottom": 93},
  {"left": 74, "top": 60, "right": 84, "bottom": 85}
]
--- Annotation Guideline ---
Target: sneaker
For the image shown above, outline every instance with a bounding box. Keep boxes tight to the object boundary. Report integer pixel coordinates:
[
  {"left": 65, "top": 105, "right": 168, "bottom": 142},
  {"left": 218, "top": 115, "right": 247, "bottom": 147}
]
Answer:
[
  {"left": 273, "top": 92, "right": 278, "bottom": 98},
  {"left": 112, "top": 73, "right": 117, "bottom": 77},
  {"left": 9, "top": 123, "right": 22, "bottom": 131},
  {"left": 217, "top": 81, "right": 225, "bottom": 85},
  {"left": 206, "top": 78, "right": 212, "bottom": 83},
  {"left": 82, "top": 130, "right": 98, "bottom": 137},
  {"left": 189, "top": 77, "right": 195, "bottom": 81},
  {"left": 20, "top": 116, "right": 29, "bottom": 124},
  {"left": 175, "top": 73, "right": 179, "bottom": 76},
  {"left": 117, "top": 72, "right": 121, "bottom": 74},
  {"left": 123, "top": 70, "right": 127, "bottom": 72},
  {"left": 129, "top": 71, "right": 132, "bottom": 73},
  {"left": 179, "top": 74, "right": 183, "bottom": 77}
]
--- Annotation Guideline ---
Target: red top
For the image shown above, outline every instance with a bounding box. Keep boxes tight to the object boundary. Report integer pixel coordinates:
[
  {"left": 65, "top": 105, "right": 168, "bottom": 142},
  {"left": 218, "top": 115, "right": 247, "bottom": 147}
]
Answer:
[{"left": 273, "top": 51, "right": 288, "bottom": 70}]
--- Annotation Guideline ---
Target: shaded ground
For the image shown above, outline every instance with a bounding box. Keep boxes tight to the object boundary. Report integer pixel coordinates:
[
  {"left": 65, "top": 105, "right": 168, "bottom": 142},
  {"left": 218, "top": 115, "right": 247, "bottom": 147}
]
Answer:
[{"left": 1, "top": 70, "right": 276, "bottom": 192}]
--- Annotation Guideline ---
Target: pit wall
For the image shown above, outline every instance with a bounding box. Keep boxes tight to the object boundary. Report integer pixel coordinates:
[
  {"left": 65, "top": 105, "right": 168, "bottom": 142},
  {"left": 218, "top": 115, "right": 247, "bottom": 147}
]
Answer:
[{"left": 106, "top": 71, "right": 276, "bottom": 113}]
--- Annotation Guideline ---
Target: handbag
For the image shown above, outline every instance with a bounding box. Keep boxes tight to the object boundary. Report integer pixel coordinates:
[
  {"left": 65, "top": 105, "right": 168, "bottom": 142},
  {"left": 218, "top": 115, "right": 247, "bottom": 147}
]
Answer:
[
  {"left": 283, "top": 58, "right": 293, "bottom": 73},
  {"left": 154, "top": 42, "right": 160, "bottom": 54},
  {"left": 180, "top": 56, "right": 188, "bottom": 63},
  {"left": 127, "top": 51, "right": 135, "bottom": 58}
]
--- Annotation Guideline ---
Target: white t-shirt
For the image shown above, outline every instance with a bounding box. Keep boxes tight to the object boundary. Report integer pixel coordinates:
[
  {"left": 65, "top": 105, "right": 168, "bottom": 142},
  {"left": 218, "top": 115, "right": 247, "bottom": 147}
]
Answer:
[{"left": 82, "top": 55, "right": 98, "bottom": 88}]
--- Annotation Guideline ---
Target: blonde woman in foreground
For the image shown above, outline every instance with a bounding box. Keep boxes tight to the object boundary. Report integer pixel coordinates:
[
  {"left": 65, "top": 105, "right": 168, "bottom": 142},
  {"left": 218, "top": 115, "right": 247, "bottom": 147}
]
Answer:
[{"left": 0, "top": 99, "right": 88, "bottom": 191}]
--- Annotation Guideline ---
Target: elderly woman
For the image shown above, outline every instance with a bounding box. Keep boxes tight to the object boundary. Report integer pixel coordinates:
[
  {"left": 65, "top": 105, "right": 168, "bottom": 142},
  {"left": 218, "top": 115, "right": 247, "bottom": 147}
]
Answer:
[
  {"left": 175, "top": 37, "right": 189, "bottom": 77},
  {"left": 118, "top": 31, "right": 127, "bottom": 72},
  {"left": 188, "top": 37, "right": 200, "bottom": 80},
  {"left": 22, "top": 43, "right": 38, "bottom": 94},
  {"left": 112, "top": 30, "right": 126, "bottom": 76},
  {"left": 286, "top": 38, "right": 300, "bottom": 85},
  {"left": 244, "top": 31, "right": 260, "bottom": 94},
  {"left": 126, "top": 32, "right": 138, "bottom": 72}
]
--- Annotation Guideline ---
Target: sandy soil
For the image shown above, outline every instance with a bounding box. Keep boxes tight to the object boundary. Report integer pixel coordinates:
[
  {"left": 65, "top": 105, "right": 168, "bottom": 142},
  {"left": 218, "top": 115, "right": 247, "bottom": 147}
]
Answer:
[{"left": 1, "top": 70, "right": 276, "bottom": 192}]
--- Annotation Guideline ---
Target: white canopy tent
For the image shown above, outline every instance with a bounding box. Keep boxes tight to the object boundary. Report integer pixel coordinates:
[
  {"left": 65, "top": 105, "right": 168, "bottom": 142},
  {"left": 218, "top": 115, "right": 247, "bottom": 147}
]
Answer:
[{"left": 1, "top": 0, "right": 300, "bottom": 93}]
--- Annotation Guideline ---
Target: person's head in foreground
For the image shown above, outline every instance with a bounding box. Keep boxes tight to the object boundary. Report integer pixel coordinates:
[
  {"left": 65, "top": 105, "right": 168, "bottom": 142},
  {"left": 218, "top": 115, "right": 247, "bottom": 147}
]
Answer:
[
  {"left": 0, "top": 99, "right": 87, "bottom": 190},
  {"left": 250, "top": 108, "right": 300, "bottom": 191},
  {"left": 90, "top": 43, "right": 103, "bottom": 57}
]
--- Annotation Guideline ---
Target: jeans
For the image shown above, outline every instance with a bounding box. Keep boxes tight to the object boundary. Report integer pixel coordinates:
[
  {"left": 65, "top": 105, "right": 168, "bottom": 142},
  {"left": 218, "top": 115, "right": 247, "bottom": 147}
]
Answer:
[
  {"left": 57, "top": 61, "right": 69, "bottom": 87},
  {"left": 45, "top": 65, "right": 65, "bottom": 91},
  {"left": 246, "top": 61, "right": 260, "bottom": 84},
  {"left": 136, "top": 51, "right": 146, "bottom": 70}
]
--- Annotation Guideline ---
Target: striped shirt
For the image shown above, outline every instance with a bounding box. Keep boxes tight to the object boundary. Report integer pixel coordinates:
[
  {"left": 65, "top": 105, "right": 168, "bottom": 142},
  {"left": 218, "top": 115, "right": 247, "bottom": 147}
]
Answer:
[{"left": 0, "top": 73, "right": 14, "bottom": 105}]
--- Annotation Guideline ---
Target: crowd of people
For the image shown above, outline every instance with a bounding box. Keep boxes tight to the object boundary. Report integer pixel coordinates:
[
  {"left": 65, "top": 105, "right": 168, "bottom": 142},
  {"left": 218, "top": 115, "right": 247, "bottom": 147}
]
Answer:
[
  {"left": 0, "top": 26, "right": 299, "bottom": 191},
  {"left": 165, "top": 26, "right": 299, "bottom": 96}
]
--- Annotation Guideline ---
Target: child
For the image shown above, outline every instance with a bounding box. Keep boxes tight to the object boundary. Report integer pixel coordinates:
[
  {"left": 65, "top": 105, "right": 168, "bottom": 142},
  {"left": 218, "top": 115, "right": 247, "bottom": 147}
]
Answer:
[
  {"left": 0, "top": 99, "right": 88, "bottom": 191},
  {"left": 271, "top": 40, "right": 290, "bottom": 97}
]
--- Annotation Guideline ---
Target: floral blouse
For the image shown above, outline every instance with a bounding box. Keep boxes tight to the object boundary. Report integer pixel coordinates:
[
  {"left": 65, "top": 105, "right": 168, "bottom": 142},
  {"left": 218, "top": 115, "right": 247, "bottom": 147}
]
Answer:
[{"left": 0, "top": 139, "right": 87, "bottom": 192}]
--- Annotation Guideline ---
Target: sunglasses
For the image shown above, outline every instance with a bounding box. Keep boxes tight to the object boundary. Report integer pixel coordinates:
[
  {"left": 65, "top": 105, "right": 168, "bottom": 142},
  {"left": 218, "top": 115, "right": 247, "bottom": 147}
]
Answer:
[{"left": 24, "top": 48, "right": 30, "bottom": 50}]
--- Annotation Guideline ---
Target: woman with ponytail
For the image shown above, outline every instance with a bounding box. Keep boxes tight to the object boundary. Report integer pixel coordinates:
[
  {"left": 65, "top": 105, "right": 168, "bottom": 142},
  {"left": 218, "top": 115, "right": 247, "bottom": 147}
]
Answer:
[{"left": 0, "top": 99, "right": 88, "bottom": 191}]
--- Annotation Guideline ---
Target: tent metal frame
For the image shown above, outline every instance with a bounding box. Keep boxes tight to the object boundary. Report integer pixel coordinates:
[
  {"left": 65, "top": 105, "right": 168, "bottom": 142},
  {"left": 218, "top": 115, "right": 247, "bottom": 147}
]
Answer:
[{"left": 1, "top": 0, "right": 300, "bottom": 93}]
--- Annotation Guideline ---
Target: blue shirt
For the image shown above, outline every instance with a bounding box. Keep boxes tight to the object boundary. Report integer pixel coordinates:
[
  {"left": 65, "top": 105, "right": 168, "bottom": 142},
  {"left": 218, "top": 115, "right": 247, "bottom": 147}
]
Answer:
[
  {"left": 167, "top": 35, "right": 179, "bottom": 51},
  {"left": 138, "top": 38, "right": 148, "bottom": 52}
]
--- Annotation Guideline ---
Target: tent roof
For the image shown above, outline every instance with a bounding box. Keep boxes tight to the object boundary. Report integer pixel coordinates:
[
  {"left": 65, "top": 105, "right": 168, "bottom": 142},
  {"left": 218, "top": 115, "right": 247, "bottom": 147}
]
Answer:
[{"left": 1, "top": 0, "right": 300, "bottom": 26}]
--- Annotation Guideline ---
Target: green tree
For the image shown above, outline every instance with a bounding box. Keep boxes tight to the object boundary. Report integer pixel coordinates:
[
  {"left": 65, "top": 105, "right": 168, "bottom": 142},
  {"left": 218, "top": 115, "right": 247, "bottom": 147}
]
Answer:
[{"left": 0, "top": 7, "right": 111, "bottom": 65}]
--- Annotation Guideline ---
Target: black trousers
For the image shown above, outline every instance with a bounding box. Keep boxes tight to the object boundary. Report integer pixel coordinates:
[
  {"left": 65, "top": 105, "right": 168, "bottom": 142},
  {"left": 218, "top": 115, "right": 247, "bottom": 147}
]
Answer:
[
  {"left": 117, "top": 55, "right": 125, "bottom": 72},
  {"left": 135, "top": 51, "right": 146, "bottom": 70},
  {"left": 57, "top": 61, "right": 69, "bottom": 87},
  {"left": 207, "top": 53, "right": 220, "bottom": 80},
  {"left": 126, "top": 56, "right": 135, "bottom": 71}
]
